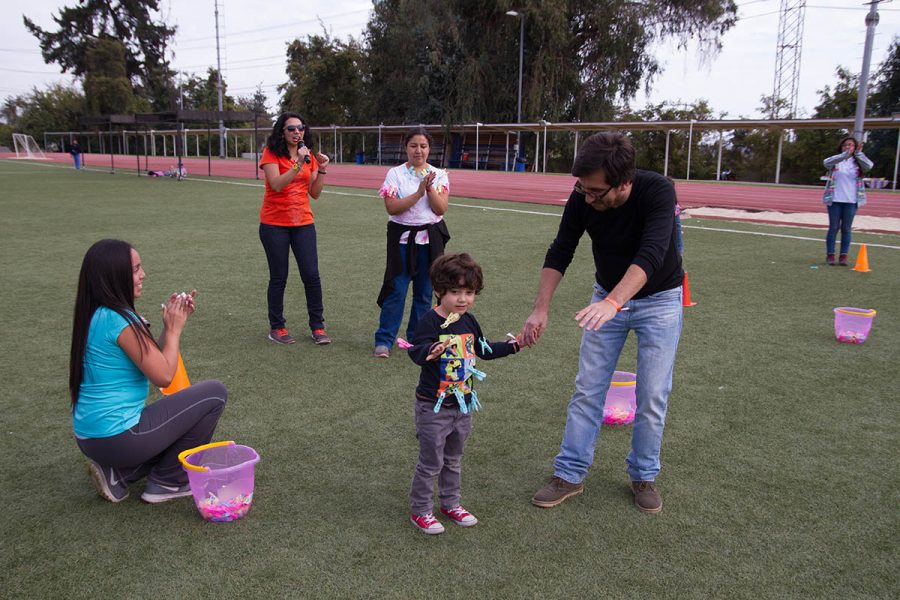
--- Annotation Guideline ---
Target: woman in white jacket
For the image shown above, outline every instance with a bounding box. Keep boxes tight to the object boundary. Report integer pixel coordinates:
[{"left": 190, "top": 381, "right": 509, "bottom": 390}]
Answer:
[{"left": 822, "top": 137, "right": 873, "bottom": 266}]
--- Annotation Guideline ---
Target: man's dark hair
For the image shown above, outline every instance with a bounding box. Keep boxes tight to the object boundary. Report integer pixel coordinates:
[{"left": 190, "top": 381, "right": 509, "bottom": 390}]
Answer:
[
  {"left": 430, "top": 253, "right": 484, "bottom": 298},
  {"left": 571, "top": 132, "right": 636, "bottom": 187}
]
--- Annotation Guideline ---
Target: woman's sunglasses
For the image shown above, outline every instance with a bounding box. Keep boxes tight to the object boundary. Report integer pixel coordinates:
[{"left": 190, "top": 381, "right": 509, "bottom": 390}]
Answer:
[{"left": 284, "top": 125, "right": 304, "bottom": 133}]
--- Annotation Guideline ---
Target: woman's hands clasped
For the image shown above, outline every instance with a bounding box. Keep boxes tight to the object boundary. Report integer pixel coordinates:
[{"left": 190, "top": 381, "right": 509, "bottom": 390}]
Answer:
[{"left": 161, "top": 289, "right": 196, "bottom": 334}]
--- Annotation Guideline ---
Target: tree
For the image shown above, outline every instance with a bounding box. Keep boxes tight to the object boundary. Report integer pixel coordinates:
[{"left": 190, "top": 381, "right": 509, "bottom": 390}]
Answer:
[
  {"left": 363, "top": 0, "right": 738, "bottom": 125},
  {"left": 864, "top": 37, "right": 899, "bottom": 180},
  {"left": 82, "top": 39, "right": 138, "bottom": 115},
  {"left": 180, "top": 68, "right": 236, "bottom": 113},
  {"left": 279, "top": 31, "right": 368, "bottom": 126},
  {"left": 24, "top": 0, "right": 176, "bottom": 110},
  {"left": 2, "top": 84, "right": 86, "bottom": 146}
]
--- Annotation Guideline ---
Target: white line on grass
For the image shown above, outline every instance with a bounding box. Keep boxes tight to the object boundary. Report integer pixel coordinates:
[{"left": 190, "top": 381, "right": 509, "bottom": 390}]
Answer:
[
  {"left": 681, "top": 224, "right": 900, "bottom": 250},
  {"left": 6, "top": 160, "right": 898, "bottom": 250}
]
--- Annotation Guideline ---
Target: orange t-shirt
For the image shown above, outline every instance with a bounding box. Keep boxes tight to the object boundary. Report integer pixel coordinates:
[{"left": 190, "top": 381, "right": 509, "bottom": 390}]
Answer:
[{"left": 258, "top": 147, "right": 320, "bottom": 226}]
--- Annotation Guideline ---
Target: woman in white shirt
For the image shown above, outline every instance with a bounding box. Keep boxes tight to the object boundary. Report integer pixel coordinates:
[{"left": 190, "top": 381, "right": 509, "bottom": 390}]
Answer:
[
  {"left": 822, "top": 137, "right": 874, "bottom": 266},
  {"left": 374, "top": 128, "right": 450, "bottom": 358}
]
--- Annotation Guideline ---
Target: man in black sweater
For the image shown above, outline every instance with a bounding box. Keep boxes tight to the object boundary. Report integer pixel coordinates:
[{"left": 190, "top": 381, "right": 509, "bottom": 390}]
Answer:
[{"left": 521, "top": 132, "right": 683, "bottom": 514}]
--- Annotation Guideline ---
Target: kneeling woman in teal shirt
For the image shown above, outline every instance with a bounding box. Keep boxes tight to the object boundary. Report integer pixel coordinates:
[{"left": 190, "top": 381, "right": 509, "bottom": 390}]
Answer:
[{"left": 69, "top": 239, "right": 227, "bottom": 503}]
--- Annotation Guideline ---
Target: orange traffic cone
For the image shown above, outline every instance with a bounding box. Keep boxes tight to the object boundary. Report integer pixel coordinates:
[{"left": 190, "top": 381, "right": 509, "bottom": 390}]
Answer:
[
  {"left": 682, "top": 271, "right": 697, "bottom": 307},
  {"left": 161, "top": 353, "right": 191, "bottom": 395},
  {"left": 851, "top": 244, "right": 871, "bottom": 272}
]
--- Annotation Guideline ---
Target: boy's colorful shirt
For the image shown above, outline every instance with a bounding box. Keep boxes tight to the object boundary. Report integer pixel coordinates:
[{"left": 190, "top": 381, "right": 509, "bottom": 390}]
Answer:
[
  {"left": 408, "top": 310, "right": 519, "bottom": 413},
  {"left": 436, "top": 333, "right": 478, "bottom": 398}
]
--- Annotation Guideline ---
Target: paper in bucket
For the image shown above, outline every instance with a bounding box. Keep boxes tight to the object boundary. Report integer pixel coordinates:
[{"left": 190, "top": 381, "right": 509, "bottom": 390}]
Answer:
[
  {"left": 833, "top": 307, "right": 876, "bottom": 344},
  {"left": 603, "top": 371, "right": 636, "bottom": 425},
  {"left": 178, "top": 441, "right": 260, "bottom": 522}
]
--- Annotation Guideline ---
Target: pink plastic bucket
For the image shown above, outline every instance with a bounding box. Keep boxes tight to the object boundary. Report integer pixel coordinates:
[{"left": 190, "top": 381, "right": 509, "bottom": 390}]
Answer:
[
  {"left": 603, "top": 371, "right": 636, "bottom": 425},
  {"left": 833, "top": 307, "right": 876, "bottom": 344},
  {"left": 178, "top": 441, "right": 260, "bottom": 523}
]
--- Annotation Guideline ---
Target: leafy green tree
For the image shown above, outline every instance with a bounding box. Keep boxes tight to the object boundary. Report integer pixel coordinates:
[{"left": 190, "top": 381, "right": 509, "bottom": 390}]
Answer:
[
  {"left": 24, "top": 0, "right": 176, "bottom": 110},
  {"left": 82, "top": 39, "right": 137, "bottom": 115},
  {"left": 2, "top": 84, "right": 86, "bottom": 145},
  {"left": 279, "top": 31, "right": 368, "bottom": 126},
  {"left": 864, "top": 37, "right": 899, "bottom": 180},
  {"left": 180, "top": 68, "right": 236, "bottom": 113},
  {"left": 363, "top": 0, "right": 737, "bottom": 125}
]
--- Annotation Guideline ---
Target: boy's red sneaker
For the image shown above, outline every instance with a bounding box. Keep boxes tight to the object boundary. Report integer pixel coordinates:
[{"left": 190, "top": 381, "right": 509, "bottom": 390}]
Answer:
[
  {"left": 410, "top": 512, "right": 445, "bottom": 535},
  {"left": 440, "top": 505, "right": 478, "bottom": 527}
]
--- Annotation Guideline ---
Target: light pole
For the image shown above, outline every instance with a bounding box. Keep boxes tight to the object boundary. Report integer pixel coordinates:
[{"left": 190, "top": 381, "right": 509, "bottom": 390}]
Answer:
[
  {"left": 854, "top": 0, "right": 881, "bottom": 142},
  {"left": 506, "top": 10, "right": 524, "bottom": 170}
]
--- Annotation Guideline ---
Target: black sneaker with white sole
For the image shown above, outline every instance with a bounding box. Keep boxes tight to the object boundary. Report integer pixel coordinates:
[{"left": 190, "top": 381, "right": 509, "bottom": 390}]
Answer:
[
  {"left": 87, "top": 461, "right": 129, "bottom": 503},
  {"left": 141, "top": 481, "right": 193, "bottom": 504}
]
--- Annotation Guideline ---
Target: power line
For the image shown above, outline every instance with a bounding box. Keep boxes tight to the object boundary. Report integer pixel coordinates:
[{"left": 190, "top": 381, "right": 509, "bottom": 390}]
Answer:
[{"left": 177, "top": 8, "right": 370, "bottom": 43}]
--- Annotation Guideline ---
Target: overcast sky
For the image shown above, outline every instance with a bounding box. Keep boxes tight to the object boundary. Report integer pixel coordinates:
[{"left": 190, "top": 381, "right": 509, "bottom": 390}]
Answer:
[{"left": 2, "top": 0, "right": 898, "bottom": 120}]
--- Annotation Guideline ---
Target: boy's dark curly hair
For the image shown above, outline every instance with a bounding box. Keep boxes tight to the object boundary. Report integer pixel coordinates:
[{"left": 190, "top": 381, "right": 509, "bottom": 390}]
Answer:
[{"left": 430, "top": 253, "right": 484, "bottom": 298}]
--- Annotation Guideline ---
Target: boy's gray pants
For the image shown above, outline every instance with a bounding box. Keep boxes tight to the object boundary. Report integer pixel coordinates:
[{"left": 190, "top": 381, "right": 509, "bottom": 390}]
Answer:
[{"left": 409, "top": 400, "right": 472, "bottom": 515}]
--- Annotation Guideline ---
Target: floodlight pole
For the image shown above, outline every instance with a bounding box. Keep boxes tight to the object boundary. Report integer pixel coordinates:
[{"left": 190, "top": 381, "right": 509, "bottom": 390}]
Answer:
[
  {"left": 215, "top": 0, "right": 226, "bottom": 158},
  {"left": 506, "top": 11, "right": 524, "bottom": 169},
  {"left": 853, "top": 1, "right": 881, "bottom": 142}
]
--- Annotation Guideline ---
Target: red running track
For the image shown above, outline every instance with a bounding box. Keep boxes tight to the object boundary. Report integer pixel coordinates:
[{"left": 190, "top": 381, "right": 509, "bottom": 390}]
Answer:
[{"left": 8, "top": 152, "right": 899, "bottom": 218}]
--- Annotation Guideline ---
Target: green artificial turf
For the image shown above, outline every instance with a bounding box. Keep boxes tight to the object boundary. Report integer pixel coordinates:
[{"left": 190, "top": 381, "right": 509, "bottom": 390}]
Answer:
[{"left": 1, "top": 160, "right": 897, "bottom": 599}]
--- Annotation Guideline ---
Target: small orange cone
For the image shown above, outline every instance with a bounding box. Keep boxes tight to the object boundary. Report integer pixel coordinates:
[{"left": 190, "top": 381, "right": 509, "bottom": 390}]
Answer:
[
  {"left": 682, "top": 271, "right": 697, "bottom": 307},
  {"left": 161, "top": 353, "right": 191, "bottom": 395},
  {"left": 851, "top": 244, "right": 871, "bottom": 272}
]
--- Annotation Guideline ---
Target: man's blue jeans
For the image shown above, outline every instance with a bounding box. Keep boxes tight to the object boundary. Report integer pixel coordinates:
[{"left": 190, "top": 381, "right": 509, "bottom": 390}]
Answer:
[
  {"left": 554, "top": 283, "right": 683, "bottom": 484},
  {"left": 825, "top": 202, "right": 858, "bottom": 256},
  {"left": 375, "top": 242, "right": 432, "bottom": 348}
]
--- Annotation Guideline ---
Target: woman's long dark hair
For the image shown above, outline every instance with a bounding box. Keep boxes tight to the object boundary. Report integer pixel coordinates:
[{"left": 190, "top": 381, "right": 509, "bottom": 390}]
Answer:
[
  {"left": 69, "top": 239, "right": 154, "bottom": 405},
  {"left": 265, "top": 112, "right": 312, "bottom": 158},
  {"left": 837, "top": 136, "right": 858, "bottom": 155}
]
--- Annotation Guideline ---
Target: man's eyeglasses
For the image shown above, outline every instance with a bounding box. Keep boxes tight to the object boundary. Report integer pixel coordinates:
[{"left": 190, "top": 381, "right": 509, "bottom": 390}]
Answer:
[
  {"left": 574, "top": 181, "right": 613, "bottom": 201},
  {"left": 284, "top": 125, "right": 304, "bottom": 133}
]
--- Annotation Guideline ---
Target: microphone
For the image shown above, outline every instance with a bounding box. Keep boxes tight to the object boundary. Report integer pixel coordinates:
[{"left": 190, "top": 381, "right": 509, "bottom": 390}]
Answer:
[{"left": 298, "top": 140, "right": 312, "bottom": 164}]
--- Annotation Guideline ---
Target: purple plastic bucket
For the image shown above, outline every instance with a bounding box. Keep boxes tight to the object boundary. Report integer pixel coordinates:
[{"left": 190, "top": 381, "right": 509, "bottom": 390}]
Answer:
[
  {"left": 603, "top": 371, "right": 636, "bottom": 425},
  {"left": 179, "top": 441, "right": 260, "bottom": 523},
  {"left": 834, "top": 307, "right": 876, "bottom": 344}
]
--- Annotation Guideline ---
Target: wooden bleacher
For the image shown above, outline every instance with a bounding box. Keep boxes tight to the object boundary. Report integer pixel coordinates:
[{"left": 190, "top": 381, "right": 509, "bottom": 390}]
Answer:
[
  {"left": 377, "top": 132, "right": 447, "bottom": 167},
  {"left": 448, "top": 133, "right": 514, "bottom": 170}
]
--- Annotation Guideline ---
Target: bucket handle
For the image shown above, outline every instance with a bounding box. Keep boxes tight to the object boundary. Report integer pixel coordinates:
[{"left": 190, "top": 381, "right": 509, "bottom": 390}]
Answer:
[
  {"left": 835, "top": 308, "right": 876, "bottom": 317},
  {"left": 178, "top": 440, "right": 235, "bottom": 472}
]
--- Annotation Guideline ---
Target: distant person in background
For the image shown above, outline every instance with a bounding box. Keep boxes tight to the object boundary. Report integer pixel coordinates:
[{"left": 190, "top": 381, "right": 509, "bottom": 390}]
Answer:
[
  {"left": 258, "top": 112, "right": 332, "bottom": 345},
  {"left": 69, "top": 139, "right": 82, "bottom": 170},
  {"left": 373, "top": 127, "right": 450, "bottom": 358},
  {"left": 822, "top": 137, "right": 873, "bottom": 266}
]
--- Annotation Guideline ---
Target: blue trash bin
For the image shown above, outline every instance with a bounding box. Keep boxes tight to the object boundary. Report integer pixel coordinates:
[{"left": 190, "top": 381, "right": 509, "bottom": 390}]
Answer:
[
  {"left": 514, "top": 156, "right": 526, "bottom": 172},
  {"left": 355, "top": 151, "right": 365, "bottom": 165}
]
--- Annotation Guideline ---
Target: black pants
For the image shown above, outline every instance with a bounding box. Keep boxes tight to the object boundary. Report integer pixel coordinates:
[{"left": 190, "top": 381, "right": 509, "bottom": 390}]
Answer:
[
  {"left": 259, "top": 223, "right": 325, "bottom": 330},
  {"left": 76, "top": 380, "right": 228, "bottom": 486}
]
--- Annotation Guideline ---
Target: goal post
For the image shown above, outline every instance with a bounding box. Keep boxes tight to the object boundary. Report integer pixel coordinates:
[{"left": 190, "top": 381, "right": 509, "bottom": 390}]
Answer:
[{"left": 12, "top": 133, "right": 47, "bottom": 160}]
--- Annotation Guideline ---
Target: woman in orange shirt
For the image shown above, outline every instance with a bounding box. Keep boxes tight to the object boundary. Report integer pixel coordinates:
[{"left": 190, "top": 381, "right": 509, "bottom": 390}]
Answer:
[{"left": 258, "top": 113, "right": 332, "bottom": 345}]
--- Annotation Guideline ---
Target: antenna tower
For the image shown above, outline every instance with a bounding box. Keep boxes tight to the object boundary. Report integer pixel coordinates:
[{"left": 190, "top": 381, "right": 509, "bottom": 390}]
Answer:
[{"left": 771, "top": 0, "right": 806, "bottom": 118}]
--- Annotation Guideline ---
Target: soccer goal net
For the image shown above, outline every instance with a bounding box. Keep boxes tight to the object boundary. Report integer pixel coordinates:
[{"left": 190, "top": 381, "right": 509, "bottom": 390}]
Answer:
[{"left": 12, "top": 133, "right": 47, "bottom": 160}]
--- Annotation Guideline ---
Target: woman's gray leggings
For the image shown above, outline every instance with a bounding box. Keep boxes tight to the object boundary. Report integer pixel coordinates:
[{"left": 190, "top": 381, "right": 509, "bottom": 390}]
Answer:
[{"left": 76, "top": 380, "right": 228, "bottom": 487}]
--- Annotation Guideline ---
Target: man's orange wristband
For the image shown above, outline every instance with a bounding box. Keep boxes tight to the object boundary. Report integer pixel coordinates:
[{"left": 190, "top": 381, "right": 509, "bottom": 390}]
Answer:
[{"left": 604, "top": 297, "right": 622, "bottom": 312}]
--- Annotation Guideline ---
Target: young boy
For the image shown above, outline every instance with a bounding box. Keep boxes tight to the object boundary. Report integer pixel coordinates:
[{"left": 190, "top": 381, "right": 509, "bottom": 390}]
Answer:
[{"left": 406, "top": 253, "right": 521, "bottom": 534}]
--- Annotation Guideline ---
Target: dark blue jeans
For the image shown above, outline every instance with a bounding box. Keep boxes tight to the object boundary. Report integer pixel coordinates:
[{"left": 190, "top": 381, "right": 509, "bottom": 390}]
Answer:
[
  {"left": 375, "top": 243, "right": 432, "bottom": 348},
  {"left": 826, "top": 202, "right": 858, "bottom": 255},
  {"left": 259, "top": 223, "right": 325, "bottom": 330}
]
